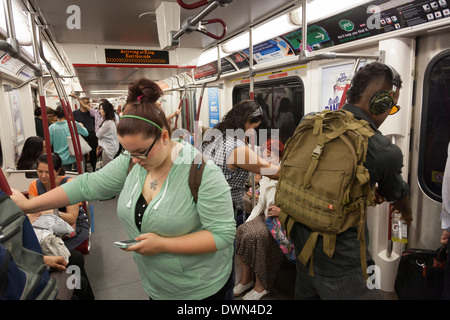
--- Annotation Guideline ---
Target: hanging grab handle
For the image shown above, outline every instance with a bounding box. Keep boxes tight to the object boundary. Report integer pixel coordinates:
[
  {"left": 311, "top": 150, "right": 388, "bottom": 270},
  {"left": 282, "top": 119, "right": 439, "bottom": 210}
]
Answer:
[
  {"left": 177, "top": 0, "right": 209, "bottom": 9},
  {"left": 198, "top": 18, "right": 227, "bottom": 40}
]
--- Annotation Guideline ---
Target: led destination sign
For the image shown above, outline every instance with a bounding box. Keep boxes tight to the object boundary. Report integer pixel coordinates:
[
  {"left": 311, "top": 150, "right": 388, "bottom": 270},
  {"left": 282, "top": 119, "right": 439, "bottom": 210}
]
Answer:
[{"left": 105, "top": 49, "right": 169, "bottom": 64}]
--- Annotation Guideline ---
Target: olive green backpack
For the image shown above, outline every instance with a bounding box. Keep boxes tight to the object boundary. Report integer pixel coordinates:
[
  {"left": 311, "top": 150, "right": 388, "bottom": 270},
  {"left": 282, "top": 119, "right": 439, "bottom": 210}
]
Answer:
[{"left": 275, "top": 109, "right": 375, "bottom": 278}]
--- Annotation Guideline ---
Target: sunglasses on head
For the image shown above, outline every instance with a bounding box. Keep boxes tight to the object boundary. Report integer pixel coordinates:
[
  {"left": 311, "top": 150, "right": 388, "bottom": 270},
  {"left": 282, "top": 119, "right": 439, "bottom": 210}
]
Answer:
[{"left": 389, "top": 105, "right": 400, "bottom": 115}]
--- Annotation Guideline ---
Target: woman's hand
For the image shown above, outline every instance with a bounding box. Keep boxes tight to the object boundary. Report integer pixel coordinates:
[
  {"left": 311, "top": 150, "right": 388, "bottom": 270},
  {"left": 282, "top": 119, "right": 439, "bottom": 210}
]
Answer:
[
  {"left": 11, "top": 188, "right": 29, "bottom": 211},
  {"left": 125, "top": 233, "right": 163, "bottom": 255},
  {"left": 441, "top": 229, "right": 450, "bottom": 246},
  {"left": 43, "top": 256, "right": 68, "bottom": 271},
  {"left": 125, "top": 230, "right": 217, "bottom": 255},
  {"left": 27, "top": 212, "right": 43, "bottom": 224},
  {"left": 268, "top": 205, "right": 281, "bottom": 217}
]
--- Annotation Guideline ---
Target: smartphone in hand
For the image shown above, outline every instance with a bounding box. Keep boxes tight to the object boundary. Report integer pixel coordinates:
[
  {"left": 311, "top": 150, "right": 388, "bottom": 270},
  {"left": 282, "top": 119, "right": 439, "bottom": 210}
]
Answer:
[{"left": 114, "top": 239, "right": 139, "bottom": 249}]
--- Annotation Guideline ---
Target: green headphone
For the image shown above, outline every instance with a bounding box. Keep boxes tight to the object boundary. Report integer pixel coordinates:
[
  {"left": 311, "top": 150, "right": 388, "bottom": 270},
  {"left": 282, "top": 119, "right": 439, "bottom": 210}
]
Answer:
[{"left": 369, "top": 64, "right": 400, "bottom": 115}]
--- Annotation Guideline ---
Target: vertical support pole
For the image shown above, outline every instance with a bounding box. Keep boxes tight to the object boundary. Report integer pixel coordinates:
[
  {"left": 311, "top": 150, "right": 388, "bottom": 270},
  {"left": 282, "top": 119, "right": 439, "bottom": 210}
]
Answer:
[
  {"left": 0, "top": 168, "right": 12, "bottom": 195},
  {"left": 185, "top": 87, "right": 190, "bottom": 132},
  {"left": 301, "top": 0, "right": 307, "bottom": 55},
  {"left": 248, "top": 27, "right": 256, "bottom": 214},
  {"left": 338, "top": 58, "right": 362, "bottom": 109},
  {"left": 28, "top": 9, "right": 56, "bottom": 189},
  {"left": 249, "top": 28, "right": 254, "bottom": 101}
]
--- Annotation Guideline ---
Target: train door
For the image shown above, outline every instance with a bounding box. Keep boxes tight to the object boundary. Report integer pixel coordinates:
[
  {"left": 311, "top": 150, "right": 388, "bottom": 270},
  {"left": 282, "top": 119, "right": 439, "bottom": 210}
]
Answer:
[
  {"left": 232, "top": 76, "right": 304, "bottom": 145},
  {"left": 0, "top": 81, "right": 36, "bottom": 169},
  {"left": 410, "top": 33, "right": 450, "bottom": 249}
]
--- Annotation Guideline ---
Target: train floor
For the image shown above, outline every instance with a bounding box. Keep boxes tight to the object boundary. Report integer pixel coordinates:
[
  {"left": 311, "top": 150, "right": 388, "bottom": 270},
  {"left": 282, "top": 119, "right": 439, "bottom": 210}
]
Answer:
[{"left": 83, "top": 197, "right": 396, "bottom": 300}]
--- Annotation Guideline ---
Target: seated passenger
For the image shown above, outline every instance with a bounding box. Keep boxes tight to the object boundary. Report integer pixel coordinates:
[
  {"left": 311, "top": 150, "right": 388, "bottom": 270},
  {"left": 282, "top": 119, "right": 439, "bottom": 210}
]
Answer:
[
  {"left": 234, "top": 140, "right": 290, "bottom": 300},
  {"left": 16, "top": 136, "right": 45, "bottom": 178},
  {"left": 43, "top": 250, "right": 95, "bottom": 300},
  {"left": 27, "top": 153, "right": 90, "bottom": 252}
]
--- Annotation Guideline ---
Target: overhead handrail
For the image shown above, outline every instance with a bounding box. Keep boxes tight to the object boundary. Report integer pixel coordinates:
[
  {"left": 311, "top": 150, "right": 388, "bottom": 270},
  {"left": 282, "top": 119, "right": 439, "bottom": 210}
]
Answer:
[
  {"left": 177, "top": 0, "right": 209, "bottom": 10},
  {"left": 198, "top": 18, "right": 227, "bottom": 40},
  {"left": 172, "top": 0, "right": 232, "bottom": 43},
  {"left": 299, "top": 51, "right": 380, "bottom": 65},
  {"left": 12, "top": 74, "right": 75, "bottom": 90},
  {"left": 0, "top": 0, "right": 41, "bottom": 75}
]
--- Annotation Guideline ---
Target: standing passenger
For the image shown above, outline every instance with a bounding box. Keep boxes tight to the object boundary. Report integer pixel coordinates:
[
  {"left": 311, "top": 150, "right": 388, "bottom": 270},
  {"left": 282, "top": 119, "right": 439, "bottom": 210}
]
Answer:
[
  {"left": 70, "top": 94, "right": 104, "bottom": 134},
  {"left": 72, "top": 95, "right": 98, "bottom": 172},
  {"left": 202, "top": 100, "right": 280, "bottom": 224},
  {"left": 11, "top": 78, "right": 236, "bottom": 300},
  {"left": 49, "top": 105, "right": 89, "bottom": 172},
  {"left": 34, "top": 105, "right": 45, "bottom": 139},
  {"left": 96, "top": 100, "right": 119, "bottom": 167},
  {"left": 289, "top": 62, "right": 413, "bottom": 300}
]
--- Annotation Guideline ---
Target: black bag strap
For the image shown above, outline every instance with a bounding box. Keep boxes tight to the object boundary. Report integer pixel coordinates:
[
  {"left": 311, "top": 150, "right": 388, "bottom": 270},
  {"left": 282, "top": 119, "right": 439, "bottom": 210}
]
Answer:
[
  {"left": 127, "top": 159, "right": 135, "bottom": 175},
  {"left": 189, "top": 153, "right": 208, "bottom": 204}
]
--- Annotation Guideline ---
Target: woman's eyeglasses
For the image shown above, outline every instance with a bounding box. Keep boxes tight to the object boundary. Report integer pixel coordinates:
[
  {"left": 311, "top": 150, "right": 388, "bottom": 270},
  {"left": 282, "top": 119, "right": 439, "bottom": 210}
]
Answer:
[{"left": 121, "top": 134, "right": 160, "bottom": 160}]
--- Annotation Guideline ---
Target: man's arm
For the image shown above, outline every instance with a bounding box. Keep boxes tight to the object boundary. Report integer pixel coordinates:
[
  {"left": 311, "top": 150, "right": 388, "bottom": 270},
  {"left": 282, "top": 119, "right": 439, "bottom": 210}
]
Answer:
[
  {"left": 391, "top": 196, "right": 413, "bottom": 226},
  {"left": 69, "top": 93, "right": 90, "bottom": 109}
]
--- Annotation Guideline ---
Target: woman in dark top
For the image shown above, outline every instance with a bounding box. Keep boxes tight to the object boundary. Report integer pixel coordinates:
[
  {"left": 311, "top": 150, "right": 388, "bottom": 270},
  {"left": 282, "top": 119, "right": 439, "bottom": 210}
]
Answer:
[{"left": 16, "top": 136, "right": 45, "bottom": 176}]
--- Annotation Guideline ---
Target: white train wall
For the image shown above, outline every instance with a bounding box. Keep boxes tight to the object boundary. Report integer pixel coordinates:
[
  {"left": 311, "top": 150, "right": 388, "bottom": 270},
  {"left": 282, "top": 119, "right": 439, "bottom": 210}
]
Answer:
[{"left": 179, "top": 35, "right": 422, "bottom": 292}]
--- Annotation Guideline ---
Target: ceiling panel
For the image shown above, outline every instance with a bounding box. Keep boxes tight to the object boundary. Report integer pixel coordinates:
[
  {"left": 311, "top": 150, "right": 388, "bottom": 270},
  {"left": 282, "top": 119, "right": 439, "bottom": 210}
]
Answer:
[{"left": 30, "top": 0, "right": 299, "bottom": 97}]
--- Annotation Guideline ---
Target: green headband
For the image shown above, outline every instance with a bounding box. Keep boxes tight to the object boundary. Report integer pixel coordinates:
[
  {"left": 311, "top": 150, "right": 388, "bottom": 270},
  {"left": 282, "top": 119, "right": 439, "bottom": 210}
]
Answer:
[{"left": 120, "top": 115, "right": 163, "bottom": 132}]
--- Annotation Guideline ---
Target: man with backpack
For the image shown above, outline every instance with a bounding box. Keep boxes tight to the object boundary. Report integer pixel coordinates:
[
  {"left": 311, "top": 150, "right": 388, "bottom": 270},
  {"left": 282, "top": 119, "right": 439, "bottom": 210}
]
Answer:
[{"left": 276, "top": 62, "right": 413, "bottom": 299}]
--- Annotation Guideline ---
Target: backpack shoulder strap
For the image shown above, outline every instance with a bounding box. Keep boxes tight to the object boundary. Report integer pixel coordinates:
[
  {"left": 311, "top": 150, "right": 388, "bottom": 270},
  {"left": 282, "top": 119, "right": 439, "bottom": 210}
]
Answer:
[
  {"left": 189, "top": 153, "right": 208, "bottom": 203},
  {"left": 35, "top": 179, "right": 46, "bottom": 196},
  {"left": 59, "top": 176, "right": 71, "bottom": 185},
  {"left": 127, "top": 159, "right": 135, "bottom": 175}
]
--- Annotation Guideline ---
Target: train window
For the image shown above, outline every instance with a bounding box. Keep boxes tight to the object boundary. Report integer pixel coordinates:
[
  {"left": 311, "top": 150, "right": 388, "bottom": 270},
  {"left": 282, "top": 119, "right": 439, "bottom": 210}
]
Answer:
[
  {"left": 232, "top": 76, "right": 303, "bottom": 145},
  {"left": 418, "top": 50, "right": 450, "bottom": 202}
]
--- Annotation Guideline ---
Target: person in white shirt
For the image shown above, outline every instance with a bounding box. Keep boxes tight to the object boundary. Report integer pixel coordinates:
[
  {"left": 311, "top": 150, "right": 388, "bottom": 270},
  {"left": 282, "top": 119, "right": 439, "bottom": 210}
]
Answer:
[
  {"left": 96, "top": 101, "right": 119, "bottom": 167},
  {"left": 441, "top": 142, "right": 450, "bottom": 300},
  {"left": 233, "top": 139, "right": 288, "bottom": 300}
]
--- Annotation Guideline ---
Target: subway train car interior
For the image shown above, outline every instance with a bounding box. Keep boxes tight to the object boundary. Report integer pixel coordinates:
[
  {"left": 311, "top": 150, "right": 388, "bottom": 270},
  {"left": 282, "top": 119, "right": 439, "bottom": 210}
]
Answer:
[{"left": 0, "top": 0, "right": 449, "bottom": 303}]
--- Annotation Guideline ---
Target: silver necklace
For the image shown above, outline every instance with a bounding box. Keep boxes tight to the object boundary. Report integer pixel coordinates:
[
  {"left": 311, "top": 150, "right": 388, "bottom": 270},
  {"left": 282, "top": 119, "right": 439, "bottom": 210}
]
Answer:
[{"left": 149, "top": 165, "right": 172, "bottom": 190}]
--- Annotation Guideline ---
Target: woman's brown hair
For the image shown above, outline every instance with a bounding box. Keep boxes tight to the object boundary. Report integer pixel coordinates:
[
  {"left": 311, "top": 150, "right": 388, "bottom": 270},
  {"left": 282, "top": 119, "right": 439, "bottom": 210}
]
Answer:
[{"left": 118, "top": 78, "right": 170, "bottom": 139}]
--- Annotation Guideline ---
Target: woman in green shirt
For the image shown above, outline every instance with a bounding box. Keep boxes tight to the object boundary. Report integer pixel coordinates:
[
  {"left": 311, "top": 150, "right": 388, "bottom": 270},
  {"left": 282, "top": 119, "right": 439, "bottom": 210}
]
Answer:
[{"left": 12, "top": 78, "right": 236, "bottom": 300}]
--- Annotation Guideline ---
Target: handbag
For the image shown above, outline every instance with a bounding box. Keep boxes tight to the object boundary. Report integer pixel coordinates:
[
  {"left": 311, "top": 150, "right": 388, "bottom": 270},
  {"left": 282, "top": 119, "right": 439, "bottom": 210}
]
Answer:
[
  {"left": 394, "top": 246, "right": 447, "bottom": 300},
  {"left": 265, "top": 216, "right": 296, "bottom": 264},
  {"left": 67, "top": 135, "right": 92, "bottom": 156}
]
